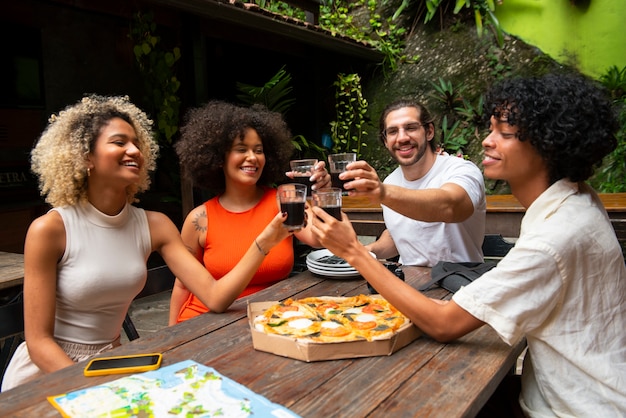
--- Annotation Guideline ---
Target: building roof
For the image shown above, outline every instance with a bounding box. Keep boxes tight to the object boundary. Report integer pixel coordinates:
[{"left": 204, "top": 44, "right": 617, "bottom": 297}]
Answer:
[{"left": 151, "top": 0, "right": 384, "bottom": 61}]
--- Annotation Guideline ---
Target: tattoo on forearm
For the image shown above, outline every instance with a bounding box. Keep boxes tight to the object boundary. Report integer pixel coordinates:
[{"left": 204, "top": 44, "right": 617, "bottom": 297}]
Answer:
[{"left": 193, "top": 210, "right": 207, "bottom": 232}]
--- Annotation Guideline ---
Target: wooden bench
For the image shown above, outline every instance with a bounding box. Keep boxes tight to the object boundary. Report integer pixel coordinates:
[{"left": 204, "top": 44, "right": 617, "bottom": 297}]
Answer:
[
  {"left": 342, "top": 194, "right": 626, "bottom": 250},
  {"left": 342, "top": 195, "right": 385, "bottom": 237},
  {"left": 485, "top": 193, "right": 626, "bottom": 243}
]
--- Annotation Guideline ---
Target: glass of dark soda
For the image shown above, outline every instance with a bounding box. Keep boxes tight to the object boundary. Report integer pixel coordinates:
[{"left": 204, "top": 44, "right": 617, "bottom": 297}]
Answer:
[
  {"left": 277, "top": 183, "right": 307, "bottom": 230},
  {"left": 312, "top": 187, "right": 342, "bottom": 221},
  {"left": 327, "top": 153, "right": 356, "bottom": 194}
]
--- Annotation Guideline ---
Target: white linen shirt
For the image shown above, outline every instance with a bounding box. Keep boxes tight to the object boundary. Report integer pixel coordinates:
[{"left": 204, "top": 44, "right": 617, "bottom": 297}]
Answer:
[
  {"left": 453, "top": 180, "right": 626, "bottom": 417},
  {"left": 382, "top": 154, "right": 486, "bottom": 266}
]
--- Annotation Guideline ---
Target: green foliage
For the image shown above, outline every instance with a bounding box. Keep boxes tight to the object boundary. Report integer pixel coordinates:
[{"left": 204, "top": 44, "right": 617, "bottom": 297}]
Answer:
[
  {"left": 424, "top": 0, "right": 504, "bottom": 46},
  {"left": 486, "top": 44, "right": 513, "bottom": 79},
  {"left": 440, "top": 115, "right": 465, "bottom": 153},
  {"left": 329, "top": 73, "right": 369, "bottom": 157},
  {"left": 236, "top": 66, "right": 296, "bottom": 114},
  {"left": 319, "top": 0, "right": 418, "bottom": 77},
  {"left": 428, "top": 78, "right": 486, "bottom": 157},
  {"left": 251, "top": 0, "right": 306, "bottom": 20},
  {"left": 129, "top": 11, "right": 181, "bottom": 145},
  {"left": 235, "top": 67, "right": 326, "bottom": 160},
  {"left": 429, "top": 77, "right": 464, "bottom": 113},
  {"left": 600, "top": 65, "right": 626, "bottom": 100},
  {"left": 591, "top": 65, "right": 626, "bottom": 193}
]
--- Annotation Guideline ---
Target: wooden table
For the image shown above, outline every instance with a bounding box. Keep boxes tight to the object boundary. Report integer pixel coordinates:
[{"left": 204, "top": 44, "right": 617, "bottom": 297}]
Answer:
[
  {"left": 0, "top": 265, "right": 526, "bottom": 417},
  {"left": 0, "top": 252, "right": 24, "bottom": 291}
]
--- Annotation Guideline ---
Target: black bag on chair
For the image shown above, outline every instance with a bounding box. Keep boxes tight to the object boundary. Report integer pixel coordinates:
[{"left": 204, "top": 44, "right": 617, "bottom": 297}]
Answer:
[{"left": 419, "top": 261, "right": 497, "bottom": 293}]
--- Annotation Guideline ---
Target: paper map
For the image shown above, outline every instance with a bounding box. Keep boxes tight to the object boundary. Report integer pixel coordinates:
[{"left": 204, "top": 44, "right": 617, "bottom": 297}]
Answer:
[{"left": 48, "top": 360, "right": 299, "bottom": 417}]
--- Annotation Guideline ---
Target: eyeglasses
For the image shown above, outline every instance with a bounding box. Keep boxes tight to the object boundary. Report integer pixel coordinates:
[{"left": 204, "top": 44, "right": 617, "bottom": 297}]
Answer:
[{"left": 382, "top": 122, "right": 425, "bottom": 140}]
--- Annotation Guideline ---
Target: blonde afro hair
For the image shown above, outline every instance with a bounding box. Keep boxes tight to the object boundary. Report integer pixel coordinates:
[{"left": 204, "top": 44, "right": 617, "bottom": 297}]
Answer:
[{"left": 31, "top": 95, "right": 159, "bottom": 207}]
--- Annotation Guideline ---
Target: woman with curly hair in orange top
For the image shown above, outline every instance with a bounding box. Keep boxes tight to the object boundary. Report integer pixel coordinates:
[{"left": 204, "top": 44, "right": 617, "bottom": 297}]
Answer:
[{"left": 170, "top": 101, "right": 329, "bottom": 324}]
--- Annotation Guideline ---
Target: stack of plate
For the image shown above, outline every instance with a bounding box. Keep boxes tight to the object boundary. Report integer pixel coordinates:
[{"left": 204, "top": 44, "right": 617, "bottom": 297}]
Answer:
[{"left": 306, "top": 249, "right": 361, "bottom": 279}]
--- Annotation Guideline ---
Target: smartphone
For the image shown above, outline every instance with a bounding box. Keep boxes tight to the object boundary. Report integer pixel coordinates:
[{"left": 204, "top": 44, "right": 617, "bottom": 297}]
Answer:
[{"left": 83, "top": 353, "right": 163, "bottom": 377}]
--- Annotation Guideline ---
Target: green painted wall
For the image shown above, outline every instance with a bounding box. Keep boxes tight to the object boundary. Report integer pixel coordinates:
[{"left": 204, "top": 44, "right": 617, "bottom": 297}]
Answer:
[{"left": 495, "top": 0, "right": 626, "bottom": 79}]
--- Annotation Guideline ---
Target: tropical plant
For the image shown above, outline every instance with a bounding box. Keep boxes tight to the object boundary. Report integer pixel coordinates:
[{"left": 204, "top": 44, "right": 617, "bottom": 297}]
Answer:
[
  {"left": 236, "top": 66, "right": 296, "bottom": 114},
  {"left": 600, "top": 65, "right": 626, "bottom": 100},
  {"left": 440, "top": 115, "right": 466, "bottom": 154},
  {"left": 590, "top": 100, "right": 626, "bottom": 192},
  {"left": 591, "top": 66, "right": 626, "bottom": 192},
  {"left": 329, "top": 73, "right": 369, "bottom": 157},
  {"left": 428, "top": 78, "right": 487, "bottom": 157},
  {"left": 429, "top": 77, "right": 465, "bottom": 113},
  {"left": 423, "top": 0, "right": 505, "bottom": 46},
  {"left": 235, "top": 67, "right": 326, "bottom": 160}
]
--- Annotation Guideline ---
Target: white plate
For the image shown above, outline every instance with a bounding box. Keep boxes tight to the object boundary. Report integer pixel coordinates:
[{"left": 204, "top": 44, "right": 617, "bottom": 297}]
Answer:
[
  {"left": 305, "top": 260, "right": 357, "bottom": 274},
  {"left": 306, "top": 259, "right": 356, "bottom": 271},
  {"left": 307, "top": 264, "right": 362, "bottom": 279},
  {"left": 306, "top": 249, "right": 376, "bottom": 270},
  {"left": 306, "top": 249, "right": 353, "bottom": 269}
]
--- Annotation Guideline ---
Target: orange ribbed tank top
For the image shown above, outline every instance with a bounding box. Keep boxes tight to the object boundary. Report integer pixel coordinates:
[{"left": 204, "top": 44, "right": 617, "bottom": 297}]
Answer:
[{"left": 176, "top": 187, "right": 294, "bottom": 322}]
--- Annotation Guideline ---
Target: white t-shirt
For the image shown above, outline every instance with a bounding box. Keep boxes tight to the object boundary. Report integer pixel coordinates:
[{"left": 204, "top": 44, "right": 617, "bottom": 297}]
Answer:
[
  {"left": 454, "top": 180, "right": 626, "bottom": 417},
  {"left": 382, "top": 154, "right": 485, "bottom": 266}
]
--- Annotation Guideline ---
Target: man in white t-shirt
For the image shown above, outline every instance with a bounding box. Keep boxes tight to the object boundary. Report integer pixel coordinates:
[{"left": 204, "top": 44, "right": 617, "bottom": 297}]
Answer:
[{"left": 340, "top": 100, "right": 486, "bottom": 266}]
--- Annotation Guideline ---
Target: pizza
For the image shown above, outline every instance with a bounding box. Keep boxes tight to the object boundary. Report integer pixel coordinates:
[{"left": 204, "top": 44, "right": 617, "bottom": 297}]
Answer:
[{"left": 253, "top": 294, "right": 410, "bottom": 343}]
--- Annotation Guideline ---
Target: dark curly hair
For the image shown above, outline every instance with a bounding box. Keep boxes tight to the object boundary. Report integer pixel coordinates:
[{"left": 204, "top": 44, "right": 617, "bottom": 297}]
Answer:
[
  {"left": 378, "top": 99, "right": 438, "bottom": 152},
  {"left": 484, "top": 73, "right": 618, "bottom": 184},
  {"left": 175, "top": 101, "right": 294, "bottom": 193}
]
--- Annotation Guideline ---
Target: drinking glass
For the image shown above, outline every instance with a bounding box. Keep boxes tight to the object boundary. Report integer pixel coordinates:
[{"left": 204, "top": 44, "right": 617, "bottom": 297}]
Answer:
[
  {"left": 327, "top": 153, "right": 356, "bottom": 194},
  {"left": 289, "top": 159, "right": 317, "bottom": 196},
  {"left": 312, "top": 188, "right": 342, "bottom": 221},
  {"left": 277, "top": 183, "right": 307, "bottom": 230}
]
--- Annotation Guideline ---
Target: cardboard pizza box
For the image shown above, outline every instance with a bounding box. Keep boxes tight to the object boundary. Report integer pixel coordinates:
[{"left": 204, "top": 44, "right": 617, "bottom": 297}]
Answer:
[{"left": 247, "top": 298, "right": 422, "bottom": 362}]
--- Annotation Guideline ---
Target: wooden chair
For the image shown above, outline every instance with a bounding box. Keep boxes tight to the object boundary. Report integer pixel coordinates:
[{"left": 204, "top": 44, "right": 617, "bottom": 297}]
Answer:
[
  {"left": 123, "top": 265, "right": 176, "bottom": 341},
  {"left": 0, "top": 292, "right": 24, "bottom": 382}
]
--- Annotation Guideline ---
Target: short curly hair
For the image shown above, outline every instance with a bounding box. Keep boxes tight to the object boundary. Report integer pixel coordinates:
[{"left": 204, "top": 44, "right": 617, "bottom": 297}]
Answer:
[
  {"left": 31, "top": 95, "right": 158, "bottom": 207},
  {"left": 175, "top": 101, "right": 294, "bottom": 193},
  {"left": 484, "top": 73, "right": 618, "bottom": 184}
]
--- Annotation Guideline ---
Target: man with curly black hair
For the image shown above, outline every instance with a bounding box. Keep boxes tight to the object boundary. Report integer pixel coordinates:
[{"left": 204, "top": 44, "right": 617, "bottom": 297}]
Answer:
[{"left": 311, "top": 73, "right": 626, "bottom": 416}]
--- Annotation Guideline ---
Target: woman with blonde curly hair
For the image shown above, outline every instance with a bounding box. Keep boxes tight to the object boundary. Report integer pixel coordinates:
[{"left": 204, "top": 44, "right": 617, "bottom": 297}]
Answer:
[
  {"left": 169, "top": 101, "right": 329, "bottom": 324},
  {"left": 1, "top": 95, "right": 294, "bottom": 391}
]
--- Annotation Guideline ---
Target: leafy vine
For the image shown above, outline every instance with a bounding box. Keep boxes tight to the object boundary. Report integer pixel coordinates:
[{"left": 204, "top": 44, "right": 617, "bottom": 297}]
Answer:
[{"left": 129, "top": 11, "right": 182, "bottom": 145}]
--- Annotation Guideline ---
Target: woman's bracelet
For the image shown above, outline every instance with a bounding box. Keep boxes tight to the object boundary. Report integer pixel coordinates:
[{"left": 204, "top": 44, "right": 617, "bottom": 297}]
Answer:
[{"left": 254, "top": 238, "right": 269, "bottom": 256}]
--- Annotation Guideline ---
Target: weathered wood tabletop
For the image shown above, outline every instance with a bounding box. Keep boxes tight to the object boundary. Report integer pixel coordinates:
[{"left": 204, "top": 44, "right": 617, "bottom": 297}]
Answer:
[
  {"left": 0, "top": 265, "right": 525, "bottom": 417},
  {"left": 0, "top": 252, "right": 24, "bottom": 290}
]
